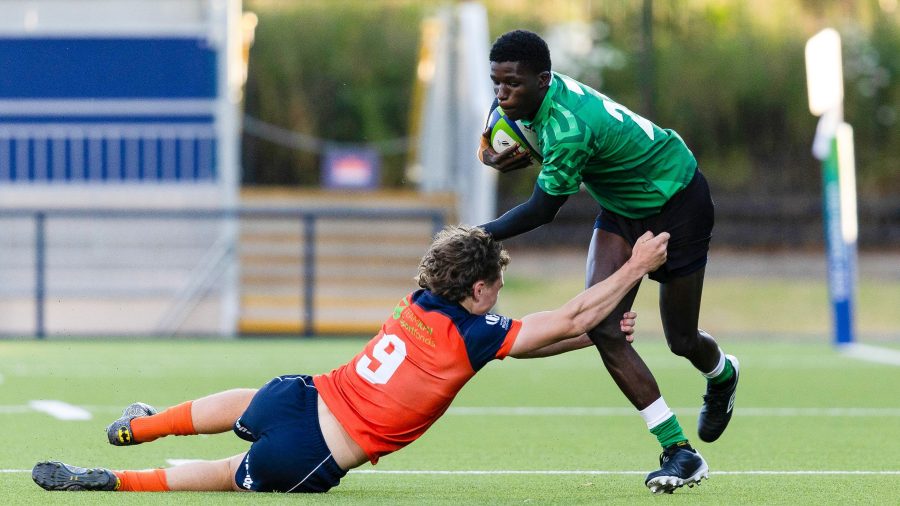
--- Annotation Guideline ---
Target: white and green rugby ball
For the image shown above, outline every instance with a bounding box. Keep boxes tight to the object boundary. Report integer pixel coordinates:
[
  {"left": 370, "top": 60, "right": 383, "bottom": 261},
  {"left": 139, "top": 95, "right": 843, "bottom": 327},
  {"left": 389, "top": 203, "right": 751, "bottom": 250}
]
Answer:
[{"left": 487, "top": 105, "right": 542, "bottom": 168}]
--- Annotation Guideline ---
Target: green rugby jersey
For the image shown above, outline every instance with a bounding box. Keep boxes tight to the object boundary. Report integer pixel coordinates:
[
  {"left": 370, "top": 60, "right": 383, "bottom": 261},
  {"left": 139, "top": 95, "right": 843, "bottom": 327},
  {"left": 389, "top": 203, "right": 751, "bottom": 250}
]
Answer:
[{"left": 521, "top": 72, "right": 697, "bottom": 219}]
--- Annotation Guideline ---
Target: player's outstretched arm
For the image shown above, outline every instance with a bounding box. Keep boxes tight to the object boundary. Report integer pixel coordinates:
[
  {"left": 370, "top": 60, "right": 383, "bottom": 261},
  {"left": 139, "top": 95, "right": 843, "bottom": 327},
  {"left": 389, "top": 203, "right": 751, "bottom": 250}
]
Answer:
[
  {"left": 508, "top": 232, "right": 669, "bottom": 358},
  {"left": 480, "top": 182, "right": 568, "bottom": 241},
  {"left": 512, "top": 311, "right": 636, "bottom": 359}
]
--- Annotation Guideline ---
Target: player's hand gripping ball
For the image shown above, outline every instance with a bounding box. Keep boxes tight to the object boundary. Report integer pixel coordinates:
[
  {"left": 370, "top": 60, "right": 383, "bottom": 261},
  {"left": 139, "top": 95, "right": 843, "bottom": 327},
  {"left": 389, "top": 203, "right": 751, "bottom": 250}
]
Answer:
[{"left": 486, "top": 105, "right": 542, "bottom": 170}]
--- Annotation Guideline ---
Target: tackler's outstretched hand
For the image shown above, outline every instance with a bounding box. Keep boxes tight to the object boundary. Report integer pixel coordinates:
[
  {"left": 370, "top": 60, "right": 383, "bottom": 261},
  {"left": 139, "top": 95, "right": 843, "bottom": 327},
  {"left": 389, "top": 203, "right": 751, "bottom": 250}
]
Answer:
[
  {"left": 620, "top": 311, "right": 638, "bottom": 343},
  {"left": 629, "top": 231, "right": 670, "bottom": 275}
]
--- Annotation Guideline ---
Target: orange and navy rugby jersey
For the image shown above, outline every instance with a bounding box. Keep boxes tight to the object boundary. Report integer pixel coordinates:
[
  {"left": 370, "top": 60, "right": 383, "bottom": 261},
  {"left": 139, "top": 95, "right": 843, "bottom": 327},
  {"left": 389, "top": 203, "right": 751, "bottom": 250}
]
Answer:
[{"left": 313, "top": 289, "right": 522, "bottom": 464}]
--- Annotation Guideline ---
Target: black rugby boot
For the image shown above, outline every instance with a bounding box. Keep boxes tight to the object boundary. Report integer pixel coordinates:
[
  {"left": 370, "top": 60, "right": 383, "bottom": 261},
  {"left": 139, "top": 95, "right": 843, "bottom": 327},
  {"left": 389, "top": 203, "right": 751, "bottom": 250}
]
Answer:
[
  {"left": 32, "top": 461, "right": 119, "bottom": 491},
  {"left": 644, "top": 442, "right": 709, "bottom": 494},
  {"left": 698, "top": 354, "right": 740, "bottom": 442}
]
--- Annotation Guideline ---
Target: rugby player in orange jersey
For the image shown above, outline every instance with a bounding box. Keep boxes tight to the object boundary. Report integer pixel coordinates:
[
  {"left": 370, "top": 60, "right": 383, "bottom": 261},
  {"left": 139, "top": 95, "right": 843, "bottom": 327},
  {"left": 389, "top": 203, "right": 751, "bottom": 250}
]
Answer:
[{"left": 32, "top": 225, "right": 669, "bottom": 494}]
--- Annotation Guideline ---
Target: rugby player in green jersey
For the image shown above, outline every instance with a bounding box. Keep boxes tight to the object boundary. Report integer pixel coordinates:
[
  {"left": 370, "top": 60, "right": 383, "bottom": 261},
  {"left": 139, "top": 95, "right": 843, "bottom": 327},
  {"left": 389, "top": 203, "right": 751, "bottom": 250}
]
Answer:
[{"left": 477, "top": 30, "right": 739, "bottom": 494}]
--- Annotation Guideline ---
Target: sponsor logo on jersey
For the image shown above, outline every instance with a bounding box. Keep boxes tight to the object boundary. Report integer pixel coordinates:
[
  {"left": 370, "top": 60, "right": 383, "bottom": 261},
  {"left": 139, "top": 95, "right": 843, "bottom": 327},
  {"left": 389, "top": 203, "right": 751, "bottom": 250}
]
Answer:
[
  {"left": 397, "top": 306, "right": 436, "bottom": 348},
  {"left": 392, "top": 297, "right": 410, "bottom": 320}
]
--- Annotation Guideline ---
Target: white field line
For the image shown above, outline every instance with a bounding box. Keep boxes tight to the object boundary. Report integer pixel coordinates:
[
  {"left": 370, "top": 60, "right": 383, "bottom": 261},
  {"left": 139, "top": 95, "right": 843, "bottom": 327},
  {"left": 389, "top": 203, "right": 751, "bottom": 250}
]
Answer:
[
  {"left": 839, "top": 343, "right": 900, "bottom": 366},
  {"left": 3, "top": 405, "right": 900, "bottom": 417},
  {"left": 27, "top": 400, "right": 92, "bottom": 420},
  {"left": 3, "top": 469, "right": 899, "bottom": 476},
  {"left": 351, "top": 470, "right": 900, "bottom": 476},
  {"left": 446, "top": 407, "right": 900, "bottom": 417}
]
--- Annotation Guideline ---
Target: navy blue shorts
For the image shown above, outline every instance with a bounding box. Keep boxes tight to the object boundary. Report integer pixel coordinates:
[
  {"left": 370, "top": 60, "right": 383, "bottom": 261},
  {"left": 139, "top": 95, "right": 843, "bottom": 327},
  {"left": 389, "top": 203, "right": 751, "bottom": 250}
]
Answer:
[
  {"left": 595, "top": 169, "right": 714, "bottom": 283},
  {"left": 232, "top": 374, "right": 347, "bottom": 493}
]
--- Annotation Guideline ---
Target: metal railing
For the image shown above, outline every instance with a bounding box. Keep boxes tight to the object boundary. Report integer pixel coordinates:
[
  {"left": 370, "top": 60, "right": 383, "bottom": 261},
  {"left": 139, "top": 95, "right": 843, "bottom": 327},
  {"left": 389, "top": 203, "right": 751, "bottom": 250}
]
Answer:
[{"left": 0, "top": 207, "right": 446, "bottom": 338}]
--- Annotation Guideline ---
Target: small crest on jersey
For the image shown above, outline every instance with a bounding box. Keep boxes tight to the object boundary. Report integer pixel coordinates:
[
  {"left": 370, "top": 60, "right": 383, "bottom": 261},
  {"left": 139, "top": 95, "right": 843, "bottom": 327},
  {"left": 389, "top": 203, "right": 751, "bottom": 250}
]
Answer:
[
  {"left": 392, "top": 297, "right": 410, "bottom": 320},
  {"left": 484, "top": 313, "right": 512, "bottom": 329},
  {"left": 485, "top": 314, "right": 511, "bottom": 328}
]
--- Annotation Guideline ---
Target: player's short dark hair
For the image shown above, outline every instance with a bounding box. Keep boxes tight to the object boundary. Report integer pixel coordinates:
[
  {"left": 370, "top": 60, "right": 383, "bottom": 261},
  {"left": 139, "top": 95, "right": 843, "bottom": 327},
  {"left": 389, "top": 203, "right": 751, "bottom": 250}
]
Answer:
[
  {"left": 489, "top": 29, "right": 551, "bottom": 74},
  {"left": 416, "top": 225, "right": 509, "bottom": 303}
]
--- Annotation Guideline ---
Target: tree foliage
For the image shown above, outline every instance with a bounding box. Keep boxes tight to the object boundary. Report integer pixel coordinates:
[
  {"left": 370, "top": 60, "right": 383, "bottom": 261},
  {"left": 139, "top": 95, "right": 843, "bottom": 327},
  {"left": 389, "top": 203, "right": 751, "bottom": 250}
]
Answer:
[{"left": 242, "top": 0, "right": 899, "bottom": 199}]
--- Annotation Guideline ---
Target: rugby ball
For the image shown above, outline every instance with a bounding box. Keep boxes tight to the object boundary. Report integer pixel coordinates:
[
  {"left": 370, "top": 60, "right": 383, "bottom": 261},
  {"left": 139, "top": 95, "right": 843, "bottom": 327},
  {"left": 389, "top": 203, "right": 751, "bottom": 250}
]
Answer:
[{"left": 486, "top": 105, "right": 542, "bottom": 168}]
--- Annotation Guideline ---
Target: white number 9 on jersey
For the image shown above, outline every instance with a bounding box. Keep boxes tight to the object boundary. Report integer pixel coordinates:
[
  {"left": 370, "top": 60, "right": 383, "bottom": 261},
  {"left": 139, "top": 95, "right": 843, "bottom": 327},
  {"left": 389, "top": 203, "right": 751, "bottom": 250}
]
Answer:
[{"left": 355, "top": 333, "right": 407, "bottom": 384}]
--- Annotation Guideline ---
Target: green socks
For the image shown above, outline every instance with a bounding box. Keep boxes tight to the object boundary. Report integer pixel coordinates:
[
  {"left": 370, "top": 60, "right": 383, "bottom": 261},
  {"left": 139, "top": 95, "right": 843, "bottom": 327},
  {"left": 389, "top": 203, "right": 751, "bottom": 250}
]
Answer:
[
  {"left": 703, "top": 348, "right": 735, "bottom": 385},
  {"left": 650, "top": 414, "right": 688, "bottom": 448},
  {"left": 709, "top": 357, "right": 735, "bottom": 385},
  {"left": 640, "top": 398, "right": 689, "bottom": 449}
]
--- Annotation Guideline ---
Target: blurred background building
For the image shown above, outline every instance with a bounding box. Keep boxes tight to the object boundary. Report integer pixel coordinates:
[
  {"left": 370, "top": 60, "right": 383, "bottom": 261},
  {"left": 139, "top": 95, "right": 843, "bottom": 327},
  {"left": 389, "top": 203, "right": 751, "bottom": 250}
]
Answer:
[{"left": 0, "top": 0, "right": 245, "bottom": 336}]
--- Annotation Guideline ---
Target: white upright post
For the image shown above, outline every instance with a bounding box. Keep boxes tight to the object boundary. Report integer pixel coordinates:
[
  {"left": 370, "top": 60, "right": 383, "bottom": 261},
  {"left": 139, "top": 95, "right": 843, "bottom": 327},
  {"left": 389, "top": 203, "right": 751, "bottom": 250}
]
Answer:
[
  {"left": 454, "top": 2, "right": 496, "bottom": 226},
  {"left": 211, "top": 0, "right": 242, "bottom": 336},
  {"left": 416, "top": 9, "right": 454, "bottom": 193},
  {"left": 412, "top": 3, "right": 495, "bottom": 227},
  {"left": 805, "top": 28, "right": 857, "bottom": 346}
]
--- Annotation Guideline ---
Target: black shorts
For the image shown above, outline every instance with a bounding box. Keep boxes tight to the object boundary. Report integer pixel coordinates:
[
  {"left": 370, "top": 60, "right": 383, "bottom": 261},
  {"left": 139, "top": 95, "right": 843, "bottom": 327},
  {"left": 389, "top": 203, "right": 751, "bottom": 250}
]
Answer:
[
  {"left": 233, "top": 374, "right": 347, "bottom": 493},
  {"left": 594, "top": 169, "right": 714, "bottom": 283}
]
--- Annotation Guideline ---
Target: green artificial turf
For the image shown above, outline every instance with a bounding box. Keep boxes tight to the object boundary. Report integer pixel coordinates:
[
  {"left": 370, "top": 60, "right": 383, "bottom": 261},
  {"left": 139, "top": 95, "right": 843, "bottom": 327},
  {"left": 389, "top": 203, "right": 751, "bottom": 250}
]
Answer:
[{"left": 1, "top": 338, "right": 898, "bottom": 504}]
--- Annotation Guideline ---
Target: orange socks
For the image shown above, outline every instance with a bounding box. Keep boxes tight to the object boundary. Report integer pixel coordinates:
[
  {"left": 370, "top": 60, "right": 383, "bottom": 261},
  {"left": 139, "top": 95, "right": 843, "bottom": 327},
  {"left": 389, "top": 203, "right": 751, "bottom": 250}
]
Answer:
[
  {"left": 110, "top": 401, "right": 194, "bottom": 491},
  {"left": 113, "top": 469, "right": 169, "bottom": 492},
  {"left": 131, "top": 401, "right": 196, "bottom": 443}
]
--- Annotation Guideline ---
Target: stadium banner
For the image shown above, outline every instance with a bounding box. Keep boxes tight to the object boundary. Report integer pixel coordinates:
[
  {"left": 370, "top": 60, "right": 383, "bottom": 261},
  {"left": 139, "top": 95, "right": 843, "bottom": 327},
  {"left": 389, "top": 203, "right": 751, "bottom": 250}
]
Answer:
[{"left": 322, "top": 147, "right": 380, "bottom": 190}]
